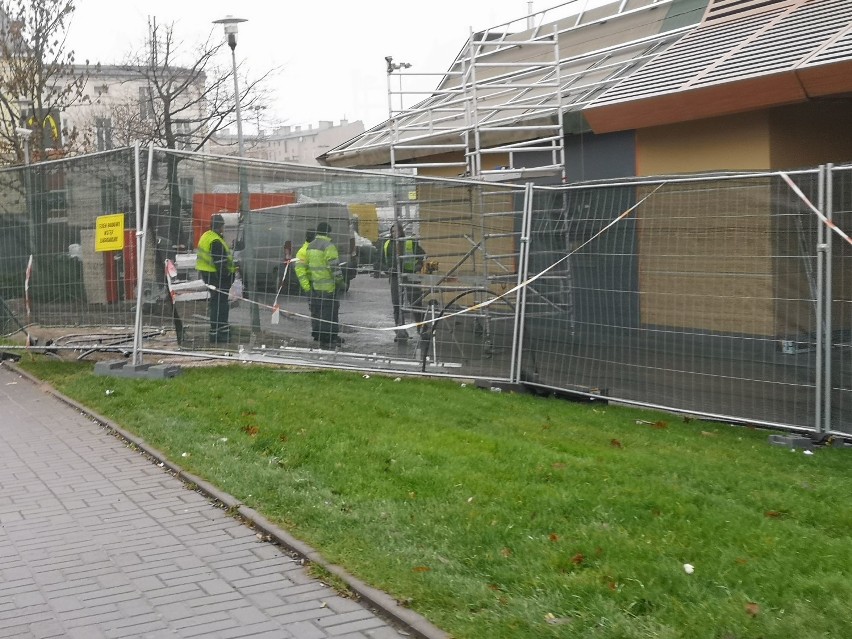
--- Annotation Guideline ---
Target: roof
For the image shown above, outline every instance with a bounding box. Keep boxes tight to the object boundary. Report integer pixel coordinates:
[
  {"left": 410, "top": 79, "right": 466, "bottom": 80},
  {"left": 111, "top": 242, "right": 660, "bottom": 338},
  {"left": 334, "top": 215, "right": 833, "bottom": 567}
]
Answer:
[
  {"left": 323, "top": 0, "right": 852, "bottom": 169},
  {"left": 322, "top": 0, "right": 708, "bottom": 168},
  {"left": 584, "top": 0, "right": 852, "bottom": 131}
]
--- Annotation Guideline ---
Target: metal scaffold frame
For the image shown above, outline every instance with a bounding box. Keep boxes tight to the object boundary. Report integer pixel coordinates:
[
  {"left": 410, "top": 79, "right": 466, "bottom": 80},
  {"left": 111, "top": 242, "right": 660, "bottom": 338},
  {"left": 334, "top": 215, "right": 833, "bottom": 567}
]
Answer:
[{"left": 386, "top": 25, "right": 566, "bottom": 182}]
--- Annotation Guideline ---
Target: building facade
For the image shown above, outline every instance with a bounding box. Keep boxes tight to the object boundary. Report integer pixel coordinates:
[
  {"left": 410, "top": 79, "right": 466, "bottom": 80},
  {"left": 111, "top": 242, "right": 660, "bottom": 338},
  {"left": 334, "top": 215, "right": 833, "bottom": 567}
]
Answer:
[{"left": 209, "top": 119, "right": 364, "bottom": 165}]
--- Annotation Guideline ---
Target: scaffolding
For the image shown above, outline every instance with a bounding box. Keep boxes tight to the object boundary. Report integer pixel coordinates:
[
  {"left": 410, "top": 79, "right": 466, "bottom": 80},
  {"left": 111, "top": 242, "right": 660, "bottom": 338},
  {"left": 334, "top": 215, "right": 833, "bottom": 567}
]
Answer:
[{"left": 385, "top": 26, "right": 565, "bottom": 182}]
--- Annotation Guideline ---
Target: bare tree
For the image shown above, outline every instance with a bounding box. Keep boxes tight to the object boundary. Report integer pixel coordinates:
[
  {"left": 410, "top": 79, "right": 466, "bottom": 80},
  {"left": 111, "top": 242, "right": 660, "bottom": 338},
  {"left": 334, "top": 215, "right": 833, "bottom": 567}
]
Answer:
[
  {"left": 100, "top": 18, "right": 274, "bottom": 254},
  {"left": 0, "top": 0, "right": 88, "bottom": 164}
]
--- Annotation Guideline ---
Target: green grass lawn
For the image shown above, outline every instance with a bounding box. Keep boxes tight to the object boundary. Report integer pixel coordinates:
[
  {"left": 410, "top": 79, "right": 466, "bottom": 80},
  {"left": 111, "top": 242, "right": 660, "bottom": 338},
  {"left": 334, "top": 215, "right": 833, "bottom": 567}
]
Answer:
[{"left": 18, "top": 359, "right": 852, "bottom": 639}]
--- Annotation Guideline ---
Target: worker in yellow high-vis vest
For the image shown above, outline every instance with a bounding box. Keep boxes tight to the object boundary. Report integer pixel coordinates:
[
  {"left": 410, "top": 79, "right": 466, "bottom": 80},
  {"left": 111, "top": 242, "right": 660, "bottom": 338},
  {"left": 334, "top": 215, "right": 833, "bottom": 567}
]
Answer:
[
  {"left": 294, "top": 228, "right": 319, "bottom": 341},
  {"left": 295, "top": 222, "right": 345, "bottom": 347},
  {"left": 381, "top": 222, "right": 426, "bottom": 342},
  {"left": 196, "top": 214, "right": 236, "bottom": 344}
]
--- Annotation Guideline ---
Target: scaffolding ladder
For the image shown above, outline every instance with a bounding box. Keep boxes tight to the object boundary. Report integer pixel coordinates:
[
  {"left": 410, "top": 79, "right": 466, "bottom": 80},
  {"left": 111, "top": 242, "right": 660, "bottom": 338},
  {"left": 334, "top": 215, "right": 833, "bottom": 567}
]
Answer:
[
  {"left": 386, "top": 25, "right": 565, "bottom": 182},
  {"left": 464, "top": 24, "right": 565, "bottom": 183}
]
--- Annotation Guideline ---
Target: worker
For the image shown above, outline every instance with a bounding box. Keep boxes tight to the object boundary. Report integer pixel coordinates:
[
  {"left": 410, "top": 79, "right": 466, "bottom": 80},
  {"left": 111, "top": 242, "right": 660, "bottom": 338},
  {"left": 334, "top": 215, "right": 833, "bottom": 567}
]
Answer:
[
  {"left": 381, "top": 222, "right": 425, "bottom": 341},
  {"left": 196, "top": 214, "right": 236, "bottom": 344},
  {"left": 295, "top": 222, "right": 345, "bottom": 347},
  {"left": 294, "top": 228, "right": 319, "bottom": 341}
]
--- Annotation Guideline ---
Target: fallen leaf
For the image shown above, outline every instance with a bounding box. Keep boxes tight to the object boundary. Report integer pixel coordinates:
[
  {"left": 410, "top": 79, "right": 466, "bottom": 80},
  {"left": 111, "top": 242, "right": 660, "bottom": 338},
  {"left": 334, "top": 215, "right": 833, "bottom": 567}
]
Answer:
[
  {"left": 745, "top": 602, "right": 760, "bottom": 617},
  {"left": 500, "top": 547, "right": 512, "bottom": 558},
  {"left": 545, "top": 613, "right": 572, "bottom": 626},
  {"left": 607, "top": 581, "right": 618, "bottom": 591},
  {"left": 610, "top": 439, "right": 622, "bottom": 448},
  {"left": 735, "top": 557, "right": 749, "bottom": 565},
  {"left": 552, "top": 462, "right": 566, "bottom": 470},
  {"left": 242, "top": 425, "right": 259, "bottom": 436},
  {"left": 571, "top": 553, "right": 584, "bottom": 565},
  {"left": 652, "top": 421, "right": 668, "bottom": 429},
  {"left": 549, "top": 533, "right": 559, "bottom": 543},
  {"left": 764, "top": 510, "right": 784, "bottom": 519},
  {"left": 412, "top": 566, "right": 431, "bottom": 573}
]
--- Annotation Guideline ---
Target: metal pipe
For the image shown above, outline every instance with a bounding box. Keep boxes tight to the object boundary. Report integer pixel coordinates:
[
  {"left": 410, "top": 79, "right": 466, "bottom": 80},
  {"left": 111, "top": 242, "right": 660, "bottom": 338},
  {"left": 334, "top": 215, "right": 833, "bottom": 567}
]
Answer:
[
  {"left": 510, "top": 182, "right": 534, "bottom": 382},
  {"left": 815, "top": 165, "right": 825, "bottom": 433},
  {"left": 824, "top": 163, "right": 834, "bottom": 434}
]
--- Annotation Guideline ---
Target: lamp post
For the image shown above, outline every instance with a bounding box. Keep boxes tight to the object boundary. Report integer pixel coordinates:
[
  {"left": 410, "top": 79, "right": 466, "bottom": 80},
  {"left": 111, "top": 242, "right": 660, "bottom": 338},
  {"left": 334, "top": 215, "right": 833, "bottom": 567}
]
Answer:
[
  {"left": 214, "top": 15, "right": 260, "bottom": 336},
  {"left": 384, "top": 56, "right": 411, "bottom": 172},
  {"left": 15, "top": 98, "right": 36, "bottom": 321},
  {"left": 213, "top": 15, "right": 248, "bottom": 214},
  {"left": 15, "top": 100, "right": 34, "bottom": 231}
]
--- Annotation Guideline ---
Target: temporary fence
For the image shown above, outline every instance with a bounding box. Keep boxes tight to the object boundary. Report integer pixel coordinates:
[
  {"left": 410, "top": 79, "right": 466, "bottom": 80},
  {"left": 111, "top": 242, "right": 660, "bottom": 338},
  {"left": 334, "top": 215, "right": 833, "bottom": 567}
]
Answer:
[{"left": 1, "top": 145, "right": 850, "bottom": 437}]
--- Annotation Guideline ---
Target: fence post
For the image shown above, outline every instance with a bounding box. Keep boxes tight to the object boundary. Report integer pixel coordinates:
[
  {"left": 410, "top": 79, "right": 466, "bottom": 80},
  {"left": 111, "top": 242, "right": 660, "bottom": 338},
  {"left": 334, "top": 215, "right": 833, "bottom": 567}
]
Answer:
[
  {"left": 131, "top": 143, "right": 154, "bottom": 366},
  {"left": 509, "top": 182, "right": 534, "bottom": 384},
  {"left": 815, "top": 163, "right": 835, "bottom": 436},
  {"left": 822, "top": 163, "right": 834, "bottom": 435},
  {"left": 815, "top": 165, "right": 825, "bottom": 434}
]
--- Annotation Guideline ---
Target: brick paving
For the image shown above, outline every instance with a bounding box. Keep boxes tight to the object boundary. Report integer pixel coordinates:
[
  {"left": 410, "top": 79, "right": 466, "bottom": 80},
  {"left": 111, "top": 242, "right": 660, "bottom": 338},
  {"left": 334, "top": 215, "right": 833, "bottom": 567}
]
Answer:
[{"left": 0, "top": 364, "right": 430, "bottom": 639}]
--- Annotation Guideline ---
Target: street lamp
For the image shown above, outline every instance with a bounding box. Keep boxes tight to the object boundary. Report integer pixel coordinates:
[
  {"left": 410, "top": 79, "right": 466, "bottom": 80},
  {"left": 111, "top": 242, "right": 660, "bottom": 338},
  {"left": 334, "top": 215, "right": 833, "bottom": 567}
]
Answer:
[
  {"left": 214, "top": 15, "right": 248, "bottom": 214},
  {"left": 15, "top": 97, "right": 33, "bottom": 164},
  {"left": 16, "top": 126, "right": 31, "bottom": 165},
  {"left": 213, "top": 15, "right": 260, "bottom": 335}
]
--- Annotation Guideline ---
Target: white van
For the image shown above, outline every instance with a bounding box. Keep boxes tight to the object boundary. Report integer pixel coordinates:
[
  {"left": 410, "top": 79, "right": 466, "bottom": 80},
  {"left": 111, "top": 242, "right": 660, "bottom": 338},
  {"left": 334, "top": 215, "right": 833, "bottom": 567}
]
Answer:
[{"left": 241, "top": 202, "right": 357, "bottom": 293}]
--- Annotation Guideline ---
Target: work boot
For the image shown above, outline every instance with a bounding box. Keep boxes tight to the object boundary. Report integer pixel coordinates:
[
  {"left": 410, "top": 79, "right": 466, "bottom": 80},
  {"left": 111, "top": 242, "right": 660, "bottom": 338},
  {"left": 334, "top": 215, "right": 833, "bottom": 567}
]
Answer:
[{"left": 394, "top": 329, "right": 410, "bottom": 342}]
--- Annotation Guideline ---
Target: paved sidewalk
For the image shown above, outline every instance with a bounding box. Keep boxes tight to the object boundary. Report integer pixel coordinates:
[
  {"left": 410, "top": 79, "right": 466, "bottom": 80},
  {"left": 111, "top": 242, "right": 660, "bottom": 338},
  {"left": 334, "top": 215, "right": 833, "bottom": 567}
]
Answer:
[{"left": 0, "top": 363, "right": 426, "bottom": 639}]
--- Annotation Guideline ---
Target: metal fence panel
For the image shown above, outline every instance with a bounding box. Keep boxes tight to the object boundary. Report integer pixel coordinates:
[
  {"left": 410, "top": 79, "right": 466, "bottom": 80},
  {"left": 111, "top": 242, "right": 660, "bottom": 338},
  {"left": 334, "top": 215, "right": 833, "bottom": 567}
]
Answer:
[
  {"left": 137, "top": 149, "right": 525, "bottom": 381},
  {"left": 3, "top": 146, "right": 851, "bottom": 436},
  {"left": 0, "top": 148, "right": 140, "bottom": 349},
  {"left": 827, "top": 165, "right": 852, "bottom": 436},
  {"left": 522, "top": 172, "right": 832, "bottom": 433}
]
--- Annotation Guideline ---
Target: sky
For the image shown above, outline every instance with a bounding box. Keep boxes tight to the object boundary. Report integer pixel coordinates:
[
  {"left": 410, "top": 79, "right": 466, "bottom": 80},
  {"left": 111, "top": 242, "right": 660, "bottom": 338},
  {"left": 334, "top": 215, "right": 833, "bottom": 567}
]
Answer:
[{"left": 65, "top": 0, "right": 591, "bottom": 132}]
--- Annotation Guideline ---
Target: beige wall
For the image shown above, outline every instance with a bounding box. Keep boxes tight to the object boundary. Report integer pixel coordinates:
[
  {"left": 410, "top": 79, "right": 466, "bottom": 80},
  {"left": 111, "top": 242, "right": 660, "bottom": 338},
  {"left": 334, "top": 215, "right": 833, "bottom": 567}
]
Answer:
[
  {"left": 769, "top": 100, "right": 852, "bottom": 169},
  {"left": 637, "top": 112, "right": 771, "bottom": 175},
  {"left": 633, "top": 104, "right": 852, "bottom": 337},
  {"left": 637, "top": 182, "right": 777, "bottom": 336},
  {"left": 418, "top": 152, "right": 511, "bottom": 180}
]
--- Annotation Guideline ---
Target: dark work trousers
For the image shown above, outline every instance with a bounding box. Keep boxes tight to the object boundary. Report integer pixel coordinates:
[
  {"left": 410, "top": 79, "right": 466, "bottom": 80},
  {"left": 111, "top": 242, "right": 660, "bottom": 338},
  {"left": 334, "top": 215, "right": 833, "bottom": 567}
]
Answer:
[
  {"left": 308, "top": 297, "right": 321, "bottom": 341},
  {"left": 310, "top": 290, "right": 340, "bottom": 344},
  {"left": 389, "top": 272, "right": 424, "bottom": 329},
  {"left": 201, "top": 272, "right": 230, "bottom": 343}
]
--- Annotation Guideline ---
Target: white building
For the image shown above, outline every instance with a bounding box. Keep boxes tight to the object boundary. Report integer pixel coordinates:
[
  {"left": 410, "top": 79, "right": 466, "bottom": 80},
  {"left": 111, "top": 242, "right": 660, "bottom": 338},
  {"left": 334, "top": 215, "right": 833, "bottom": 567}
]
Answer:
[
  {"left": 62, "top": 64, "right": 206, "bottom": 155},
  {"left": 209, "top": 119, "right": 365, "bottom": 165}
]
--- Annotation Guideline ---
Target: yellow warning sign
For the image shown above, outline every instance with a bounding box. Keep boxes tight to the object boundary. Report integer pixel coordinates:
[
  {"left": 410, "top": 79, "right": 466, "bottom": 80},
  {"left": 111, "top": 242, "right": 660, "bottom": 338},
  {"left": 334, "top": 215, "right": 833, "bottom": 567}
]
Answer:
[{"left": 95, "top": 214, "right": 125, "bottom": 252}]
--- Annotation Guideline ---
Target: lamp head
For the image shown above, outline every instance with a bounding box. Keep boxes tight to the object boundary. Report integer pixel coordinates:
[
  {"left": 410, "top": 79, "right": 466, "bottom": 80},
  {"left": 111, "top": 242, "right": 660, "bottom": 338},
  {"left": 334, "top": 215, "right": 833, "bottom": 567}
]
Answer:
[{"left": 213, "top": 16, "right": 247, "bottom": 49}]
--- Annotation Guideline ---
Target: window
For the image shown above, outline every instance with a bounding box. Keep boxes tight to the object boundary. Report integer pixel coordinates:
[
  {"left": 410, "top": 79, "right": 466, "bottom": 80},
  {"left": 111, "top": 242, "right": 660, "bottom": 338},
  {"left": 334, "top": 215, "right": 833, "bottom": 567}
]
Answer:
[
  {"left": 178, "top": 177, "right": 194, "bottom": 208},
  {"left": 101, "top": 176, "right": 118, "bottom": 213},
  {"left": 174, "top": 121, "right": 191, "bottom": 151},
  {"left": 139, "top": 86, "right": 154, "bottom": 120},
  {"left": 95, "top": 117, "right": 113, "bottom": 151}
]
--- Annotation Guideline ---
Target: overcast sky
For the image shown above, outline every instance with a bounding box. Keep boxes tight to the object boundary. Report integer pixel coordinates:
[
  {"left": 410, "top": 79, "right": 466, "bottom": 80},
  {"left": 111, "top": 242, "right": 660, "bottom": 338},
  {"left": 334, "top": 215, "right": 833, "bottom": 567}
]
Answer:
[{"left": 66, "top": 1, "right": 599, "bottom": 131}]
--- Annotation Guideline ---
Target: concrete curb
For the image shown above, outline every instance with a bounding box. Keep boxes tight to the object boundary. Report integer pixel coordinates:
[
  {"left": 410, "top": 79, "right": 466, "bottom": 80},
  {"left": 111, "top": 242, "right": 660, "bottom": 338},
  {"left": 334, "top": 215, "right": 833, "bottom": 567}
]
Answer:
[{"left": 8, "top": 362, "right": 450, "bottom": 639}]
